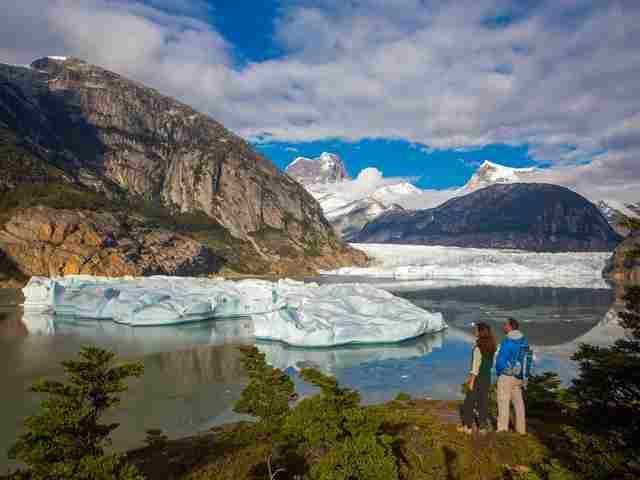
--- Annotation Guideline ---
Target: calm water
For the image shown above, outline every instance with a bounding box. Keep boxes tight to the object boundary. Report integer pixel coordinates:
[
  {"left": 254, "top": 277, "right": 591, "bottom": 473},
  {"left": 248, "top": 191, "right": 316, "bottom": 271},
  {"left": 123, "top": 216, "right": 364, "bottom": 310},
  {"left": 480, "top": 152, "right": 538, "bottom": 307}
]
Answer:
[{"left": 0, "top": 284, "right": 616, "bottom": 471}]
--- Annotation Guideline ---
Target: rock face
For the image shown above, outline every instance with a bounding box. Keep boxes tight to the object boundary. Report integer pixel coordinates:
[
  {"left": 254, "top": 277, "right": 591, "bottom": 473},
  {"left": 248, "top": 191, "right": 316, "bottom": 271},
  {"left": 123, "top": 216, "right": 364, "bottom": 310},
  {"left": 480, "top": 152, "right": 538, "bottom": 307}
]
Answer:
[
  {"left": 285, "top": 152, "right": 350, "bottom": 184},
  {"left": 603, "top": 232, "right": 640, "bottom": 284},
  {"left": 0, "top": 58, "right": 364, "bottom": 281},
  {"left": 0, "top": 207, "right": 221, "bottom": 277},
  {"left": 0, "top": 57, "right": 334, "bottom": 242},
  {"left": 355, "top": 183, "right": 623, "bottom": 252}
]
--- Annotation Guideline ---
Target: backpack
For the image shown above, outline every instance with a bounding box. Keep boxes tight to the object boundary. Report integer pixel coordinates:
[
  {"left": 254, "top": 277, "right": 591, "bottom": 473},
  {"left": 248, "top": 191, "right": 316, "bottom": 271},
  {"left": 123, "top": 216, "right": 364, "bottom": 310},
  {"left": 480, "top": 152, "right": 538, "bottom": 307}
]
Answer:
[
  {"left": 519, "top": 344, "right": 534, "bottom": 387},
  {"left": 502, "top": 339, "right": 533, "bottom": 384}
]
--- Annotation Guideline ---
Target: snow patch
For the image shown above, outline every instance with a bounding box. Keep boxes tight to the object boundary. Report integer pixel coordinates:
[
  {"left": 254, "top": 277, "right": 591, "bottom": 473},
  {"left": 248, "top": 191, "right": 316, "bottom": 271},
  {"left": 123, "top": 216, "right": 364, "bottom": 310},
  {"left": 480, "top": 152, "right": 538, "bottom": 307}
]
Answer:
[
  {"left": 22, "top": 276, "right": 446, "bottom": 347},
  {"left": 47, "top": 56, "right": 68, "bottom": 61}
]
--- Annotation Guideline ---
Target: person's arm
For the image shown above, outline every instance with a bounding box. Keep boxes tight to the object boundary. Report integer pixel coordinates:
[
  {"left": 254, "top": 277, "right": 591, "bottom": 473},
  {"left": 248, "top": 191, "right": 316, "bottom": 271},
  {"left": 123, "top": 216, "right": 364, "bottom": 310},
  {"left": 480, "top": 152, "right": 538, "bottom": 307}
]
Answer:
[
  {"left": 495, "top": 341, "right": 507, "bottom": 375},
  {"left": 467, "top": 346, "right": 481, "bottom": 389}
]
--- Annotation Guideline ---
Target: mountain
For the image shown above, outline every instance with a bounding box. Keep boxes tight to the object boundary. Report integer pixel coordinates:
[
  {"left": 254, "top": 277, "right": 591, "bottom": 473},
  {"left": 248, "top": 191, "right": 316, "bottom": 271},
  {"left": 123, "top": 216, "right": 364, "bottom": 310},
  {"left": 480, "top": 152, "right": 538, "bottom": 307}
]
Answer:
[
  {"left": 354, "top": 183, "right": 622, "bottom": 252},
  {"left": 285, "top": 152, "right": 350, "bottom": 184},
  {"left": 0, "top": 57, "right": 365, "bottom": 282},
  {"left": 304, "top": 167, "right": 419, "bottom": 239},
  {"left": 462, "top": 161, "right": 639, "bottom": 233},
  {"left": 461, "top": 160, "right": 537, "bottom": 191}
]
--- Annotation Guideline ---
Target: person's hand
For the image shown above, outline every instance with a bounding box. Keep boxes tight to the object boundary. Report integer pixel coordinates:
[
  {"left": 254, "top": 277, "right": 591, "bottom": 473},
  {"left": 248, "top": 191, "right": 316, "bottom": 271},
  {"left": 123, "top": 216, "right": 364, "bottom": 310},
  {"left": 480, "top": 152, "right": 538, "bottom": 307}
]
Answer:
[{"left": 467, "top": 375, "right": 476, "bottom": 391}]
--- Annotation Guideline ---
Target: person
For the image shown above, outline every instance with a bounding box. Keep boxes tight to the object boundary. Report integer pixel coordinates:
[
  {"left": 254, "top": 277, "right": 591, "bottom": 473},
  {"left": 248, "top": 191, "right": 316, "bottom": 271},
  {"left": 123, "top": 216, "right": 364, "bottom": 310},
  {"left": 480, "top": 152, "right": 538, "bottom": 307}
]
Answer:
[
  {"left": 458, "top": 322, "right": 497, "bottom": 434},
  {"left": 495, "top": 317, "right": 529, "bottom": 434}
]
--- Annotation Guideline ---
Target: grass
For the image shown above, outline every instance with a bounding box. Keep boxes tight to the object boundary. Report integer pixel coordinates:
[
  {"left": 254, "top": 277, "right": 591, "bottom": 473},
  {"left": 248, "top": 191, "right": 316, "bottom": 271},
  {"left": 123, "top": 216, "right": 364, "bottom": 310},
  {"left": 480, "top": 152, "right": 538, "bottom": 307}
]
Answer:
[{"left": 128, "top": 399, "right": 554, "bottom": 480}]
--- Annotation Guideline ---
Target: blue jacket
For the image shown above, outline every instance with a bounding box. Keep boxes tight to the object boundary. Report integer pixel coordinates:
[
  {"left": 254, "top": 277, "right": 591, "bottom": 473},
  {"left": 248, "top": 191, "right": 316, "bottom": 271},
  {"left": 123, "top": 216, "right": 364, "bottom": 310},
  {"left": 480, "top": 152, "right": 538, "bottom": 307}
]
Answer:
[{"left": 495, "top": 330, "right": 529, "bottom": 378}]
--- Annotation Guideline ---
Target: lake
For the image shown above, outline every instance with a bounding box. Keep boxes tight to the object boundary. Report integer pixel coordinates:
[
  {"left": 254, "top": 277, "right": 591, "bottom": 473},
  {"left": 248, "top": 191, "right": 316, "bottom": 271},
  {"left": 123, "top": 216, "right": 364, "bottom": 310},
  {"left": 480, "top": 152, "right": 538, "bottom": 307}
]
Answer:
[{"left": 0, "top": 283, "right": 617, "bottom": 471}]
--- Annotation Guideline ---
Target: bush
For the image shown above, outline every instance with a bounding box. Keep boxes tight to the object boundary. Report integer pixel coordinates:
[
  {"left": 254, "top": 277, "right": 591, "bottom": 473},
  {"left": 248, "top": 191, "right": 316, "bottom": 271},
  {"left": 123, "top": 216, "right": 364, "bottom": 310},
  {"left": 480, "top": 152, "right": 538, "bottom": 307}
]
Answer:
[
  {"left": 233, "top": 349, "right": 399, "bottom": 480},
  {"left": 524, "top": 372, "right": 572, "bottom": 415},
  {"left": 233, "top": 346, "right": 295, "bottom": 434},
  {"left": 283, "top": 369, "right": 398, "bottom": 480},
  {"left": 8, "top": 346, "right": 145, "bottom": 480},
  {"left": 394, "top": 392, "right": 411, "bottom": 401}
]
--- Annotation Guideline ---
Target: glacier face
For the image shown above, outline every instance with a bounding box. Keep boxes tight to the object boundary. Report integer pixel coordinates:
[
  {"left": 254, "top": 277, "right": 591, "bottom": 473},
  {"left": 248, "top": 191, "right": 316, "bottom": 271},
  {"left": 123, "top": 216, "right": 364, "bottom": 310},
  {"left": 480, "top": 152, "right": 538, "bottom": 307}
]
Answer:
[
  {"left": 324, "top": 243, "right": 612, "bottom": 289},
  {"left": 22, "top": 276, "right": 445, "bottom": 347}
]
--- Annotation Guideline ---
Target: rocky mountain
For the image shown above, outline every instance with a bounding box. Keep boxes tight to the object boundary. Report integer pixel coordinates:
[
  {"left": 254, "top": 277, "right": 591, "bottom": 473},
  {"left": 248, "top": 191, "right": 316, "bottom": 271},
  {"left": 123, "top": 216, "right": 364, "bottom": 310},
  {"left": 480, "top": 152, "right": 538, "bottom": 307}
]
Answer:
[
  {"left": 0, "top": 57, "right": 365, "bottom": 282},
  {"left": 461, "top": 160, "right": 537, "bottom": 191},
  {"left": 285, "top": 152, "right": 351, "bottom": 184},
  {"left": 462, "top": 161, "right": 639, "bottom": 234},
  {"left": 304, "top": 169, "right": 419, "bottom": 239},
  {"left": 603, "top": 232, "right": 640, "bottom": 285},
  {"left": 355, "top": 183, "right": 622, "bottom": 252}
]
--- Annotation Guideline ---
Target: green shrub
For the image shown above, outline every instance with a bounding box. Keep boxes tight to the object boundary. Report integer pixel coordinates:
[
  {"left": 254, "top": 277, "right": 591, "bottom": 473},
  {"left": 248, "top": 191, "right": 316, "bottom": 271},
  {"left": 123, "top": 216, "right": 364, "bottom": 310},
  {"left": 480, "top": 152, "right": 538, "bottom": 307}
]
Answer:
[
  {"left": 233, "top": 346, "right": 295, "bottom": 434},
  {"left": 283, "top": 369, "right": 399, "bottom": 480},
  {"left": 8, "top": 346, "right": 145, "bottom": 480},
  {"left": 394, "top": 392, "right": 411, "bottom": 401},
  {"left": 524, "top": 372, "right": 571, "bottom": 414},
  {"left": 144, "top": 429, "right": 168, "bottom": 449}
]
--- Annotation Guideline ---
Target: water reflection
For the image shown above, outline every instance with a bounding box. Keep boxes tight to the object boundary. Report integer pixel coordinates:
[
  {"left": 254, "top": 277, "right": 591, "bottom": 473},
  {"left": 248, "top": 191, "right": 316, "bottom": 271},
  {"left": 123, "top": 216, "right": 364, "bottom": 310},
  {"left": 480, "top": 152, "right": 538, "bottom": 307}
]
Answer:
[{"left": 0, "top": 284, "right": 621, "bottom": 471}]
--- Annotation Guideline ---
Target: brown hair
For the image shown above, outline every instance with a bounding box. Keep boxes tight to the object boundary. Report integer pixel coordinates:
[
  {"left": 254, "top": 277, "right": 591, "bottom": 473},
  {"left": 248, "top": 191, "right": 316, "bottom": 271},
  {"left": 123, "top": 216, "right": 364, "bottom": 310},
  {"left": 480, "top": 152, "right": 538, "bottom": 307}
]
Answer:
[
  {"left": 476, "top": 322, "right": 497, "bottom": 356},
  {"left": 507, "top": 317, "right": 519, "bottom": 330}
]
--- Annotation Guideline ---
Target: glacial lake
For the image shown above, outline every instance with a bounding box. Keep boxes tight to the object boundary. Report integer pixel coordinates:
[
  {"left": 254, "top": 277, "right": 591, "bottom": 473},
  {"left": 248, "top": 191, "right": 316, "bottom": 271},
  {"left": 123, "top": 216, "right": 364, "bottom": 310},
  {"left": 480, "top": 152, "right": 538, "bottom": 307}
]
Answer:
[{"left": 0, "top": 282, "right": 618, "bottom": 471}]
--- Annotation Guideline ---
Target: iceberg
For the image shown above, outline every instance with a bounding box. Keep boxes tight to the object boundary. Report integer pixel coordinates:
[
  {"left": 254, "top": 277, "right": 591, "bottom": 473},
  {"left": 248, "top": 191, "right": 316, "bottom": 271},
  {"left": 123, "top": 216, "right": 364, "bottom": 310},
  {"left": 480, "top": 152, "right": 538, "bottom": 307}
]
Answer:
[
  {"left": 324, "top": 243, "right": 612, "bottom": 289},
  {"left": 21, "top": 276, "right": 445, "bottom": 347}
]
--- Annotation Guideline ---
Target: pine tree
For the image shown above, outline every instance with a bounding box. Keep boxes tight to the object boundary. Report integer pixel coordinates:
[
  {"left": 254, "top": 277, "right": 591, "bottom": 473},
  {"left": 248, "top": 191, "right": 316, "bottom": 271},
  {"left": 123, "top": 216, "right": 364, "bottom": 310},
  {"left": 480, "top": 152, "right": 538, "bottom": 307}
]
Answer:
[
  {"left": 567, "top": 286, "right": 640, "bottom": 478},
  {"left": 9, "top": 346, "right": 145, "bottom": 480},
  {"left": 233, "top": 346, "right": 295, "bottom": 434}
]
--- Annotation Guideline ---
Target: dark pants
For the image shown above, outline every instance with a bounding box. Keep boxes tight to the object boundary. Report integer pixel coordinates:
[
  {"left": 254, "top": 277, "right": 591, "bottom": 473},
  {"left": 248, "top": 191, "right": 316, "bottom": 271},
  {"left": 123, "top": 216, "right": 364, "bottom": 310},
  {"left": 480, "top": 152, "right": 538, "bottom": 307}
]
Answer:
[{"left": 462, "top": 375, "right": 490, "bottom": 428}]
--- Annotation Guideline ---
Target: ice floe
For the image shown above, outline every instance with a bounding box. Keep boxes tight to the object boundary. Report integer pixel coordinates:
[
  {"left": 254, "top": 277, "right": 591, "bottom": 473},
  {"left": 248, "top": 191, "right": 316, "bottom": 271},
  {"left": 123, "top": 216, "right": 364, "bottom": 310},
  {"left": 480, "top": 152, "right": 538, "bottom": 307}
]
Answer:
[
  {"left": 324, "top": 244, "right": 612, "bottom": 289},
  {"left": 21, "top": 276, "right": 445, "bottom": 347}
]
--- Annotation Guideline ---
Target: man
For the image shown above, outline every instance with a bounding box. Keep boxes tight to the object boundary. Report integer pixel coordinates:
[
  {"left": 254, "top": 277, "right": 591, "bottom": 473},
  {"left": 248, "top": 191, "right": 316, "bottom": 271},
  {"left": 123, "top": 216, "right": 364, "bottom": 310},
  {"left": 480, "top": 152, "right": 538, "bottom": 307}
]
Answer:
[{"left": 495, "top": 317, "right": 529, "bottom": 434}]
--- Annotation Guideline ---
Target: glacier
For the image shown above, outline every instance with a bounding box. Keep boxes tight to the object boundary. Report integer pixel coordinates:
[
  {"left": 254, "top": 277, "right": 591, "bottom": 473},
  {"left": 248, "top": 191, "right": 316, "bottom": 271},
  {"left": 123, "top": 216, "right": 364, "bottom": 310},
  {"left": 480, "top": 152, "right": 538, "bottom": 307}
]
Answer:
[
  {"left": 324, "top": 243, "right": 612, "bottom": 289},
  {"left": 21, "top": 275, "right": 445, "bottom": 347}
]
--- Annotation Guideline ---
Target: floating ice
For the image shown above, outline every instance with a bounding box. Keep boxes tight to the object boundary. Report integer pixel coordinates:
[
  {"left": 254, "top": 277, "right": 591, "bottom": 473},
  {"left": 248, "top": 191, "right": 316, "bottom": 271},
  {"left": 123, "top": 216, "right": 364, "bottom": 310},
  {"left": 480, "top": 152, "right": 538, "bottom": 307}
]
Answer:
[
  {"left": 324, "top": 244, "right": 612, "bottom": 289},
  {"left": 22, "top": 276, "right": 445, "bottom": 347}
]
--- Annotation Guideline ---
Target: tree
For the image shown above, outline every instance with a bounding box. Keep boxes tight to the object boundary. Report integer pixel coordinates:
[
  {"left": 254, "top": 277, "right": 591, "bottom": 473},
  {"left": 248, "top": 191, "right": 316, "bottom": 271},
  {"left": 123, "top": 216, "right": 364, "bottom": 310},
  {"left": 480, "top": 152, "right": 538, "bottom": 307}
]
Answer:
[
  {"left": 9, "top": 346, "right": 145, "bottom": 480},
  {"left": 565, "top": 286, "right": 640, "bottom": 479},
  {"left": 233, "top": 346, "right": 295, "bottom": 434},
  {"left": 283, "top": 369, "right": 398, "bottom": 480}
]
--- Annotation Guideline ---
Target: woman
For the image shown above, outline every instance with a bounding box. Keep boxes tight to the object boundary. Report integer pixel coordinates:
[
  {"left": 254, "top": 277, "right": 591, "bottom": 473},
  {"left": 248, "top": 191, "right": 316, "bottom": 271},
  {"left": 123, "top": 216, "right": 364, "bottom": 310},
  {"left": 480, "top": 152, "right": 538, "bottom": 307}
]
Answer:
[{"left": 459, "top": 322, "right": 497, "bottom": 434}]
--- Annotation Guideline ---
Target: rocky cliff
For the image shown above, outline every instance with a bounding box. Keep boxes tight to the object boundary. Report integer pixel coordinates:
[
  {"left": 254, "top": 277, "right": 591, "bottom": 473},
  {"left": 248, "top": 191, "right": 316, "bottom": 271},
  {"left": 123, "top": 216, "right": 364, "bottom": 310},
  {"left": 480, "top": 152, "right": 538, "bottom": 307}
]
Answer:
[
  {"left": 0, "top": 58, "right": 365, "bottom": 282},
  {"left": 285, "top": 152, "right": 350, "bottom": 184},
  {"left": 355, "top": 183, "right": 622, "bottom": 252},
  {"left": 603, "top": 232, "right": 640, "bottom": 284}
]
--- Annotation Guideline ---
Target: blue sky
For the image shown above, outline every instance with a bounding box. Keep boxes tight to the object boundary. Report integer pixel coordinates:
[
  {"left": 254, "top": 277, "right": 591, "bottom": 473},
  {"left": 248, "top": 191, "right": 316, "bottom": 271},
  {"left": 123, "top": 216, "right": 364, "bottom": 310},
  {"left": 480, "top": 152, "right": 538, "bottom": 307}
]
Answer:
[
  {"left": 1, "top": 0, "right": 639, "bottom": 199},
  {"left": 255, "top": 140, "right": 536, "bottom": 189}
]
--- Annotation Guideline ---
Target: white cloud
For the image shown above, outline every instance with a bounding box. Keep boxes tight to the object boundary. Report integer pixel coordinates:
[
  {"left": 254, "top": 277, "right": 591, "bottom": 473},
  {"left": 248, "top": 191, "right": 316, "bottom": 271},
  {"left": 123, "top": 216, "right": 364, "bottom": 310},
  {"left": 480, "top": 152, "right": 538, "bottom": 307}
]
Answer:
[{"left": 1, "top": 0, "right": 639, "bottom": 205}]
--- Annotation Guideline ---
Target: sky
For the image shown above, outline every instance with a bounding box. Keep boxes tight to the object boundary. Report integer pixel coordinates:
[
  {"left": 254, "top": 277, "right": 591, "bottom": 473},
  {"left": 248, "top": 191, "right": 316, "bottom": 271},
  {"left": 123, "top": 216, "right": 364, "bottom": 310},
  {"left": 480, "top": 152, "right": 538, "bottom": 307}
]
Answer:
[{"left": 1, "top": 0, "right": 639, "bottom": 199}]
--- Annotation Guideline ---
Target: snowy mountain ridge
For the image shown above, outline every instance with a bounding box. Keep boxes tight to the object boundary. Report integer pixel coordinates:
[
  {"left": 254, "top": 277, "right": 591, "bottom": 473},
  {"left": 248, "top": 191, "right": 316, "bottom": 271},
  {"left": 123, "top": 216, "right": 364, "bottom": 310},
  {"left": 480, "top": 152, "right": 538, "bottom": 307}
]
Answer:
[{"left": 288, "top": 153, "right": 636, "bottom": 240}]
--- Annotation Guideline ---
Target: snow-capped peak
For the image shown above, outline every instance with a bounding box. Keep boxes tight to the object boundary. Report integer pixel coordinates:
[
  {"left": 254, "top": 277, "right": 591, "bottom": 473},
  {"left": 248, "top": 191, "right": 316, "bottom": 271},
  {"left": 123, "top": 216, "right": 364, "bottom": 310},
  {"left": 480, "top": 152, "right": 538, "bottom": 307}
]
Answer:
[
  {"left": 285, "top": 152, "right": 350, "bottom": 184},
  {"left": 47, "top": 56, "right": 68, "bottom": 61},
  {"left": 463, "top": 160, "right": 538, "bottom": 191},
  {"left": 288, "top": 156, "right": 311, "bottom": 168}
]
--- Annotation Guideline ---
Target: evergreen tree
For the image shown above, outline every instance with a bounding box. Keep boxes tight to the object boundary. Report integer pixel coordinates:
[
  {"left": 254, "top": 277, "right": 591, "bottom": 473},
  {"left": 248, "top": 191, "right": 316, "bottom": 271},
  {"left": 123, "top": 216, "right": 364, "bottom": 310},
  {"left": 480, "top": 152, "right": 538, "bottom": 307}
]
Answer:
[
  {"left": 233, "top": 346, "right": 295, "bottom": 434},
  {"left": 566, "top": 286, "right": 640, "bottom": 478},
  {"left": 9, "top": 346, "right": 145, "bottom": 480}
]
